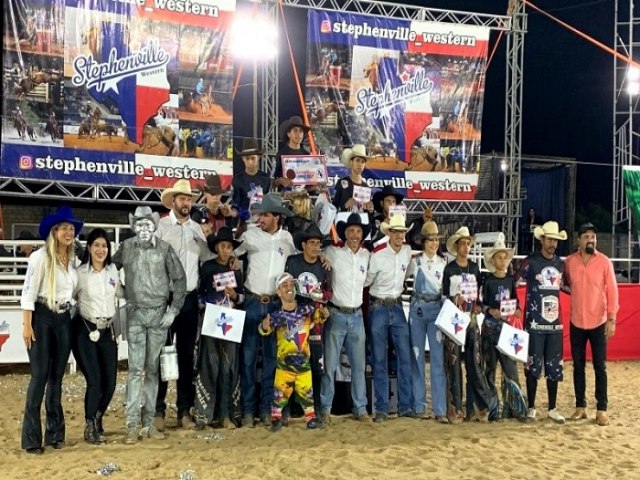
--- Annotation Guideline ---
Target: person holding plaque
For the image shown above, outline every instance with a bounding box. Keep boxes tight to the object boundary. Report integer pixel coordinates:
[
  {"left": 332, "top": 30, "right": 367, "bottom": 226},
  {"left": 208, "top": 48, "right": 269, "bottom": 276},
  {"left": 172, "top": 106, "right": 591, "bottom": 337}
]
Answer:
[
  {"left": 273, "top": 116, "right": 311, "bottom": 191},
  {"left": 332, "top": 144, "right": 374, "bottom": 214}
]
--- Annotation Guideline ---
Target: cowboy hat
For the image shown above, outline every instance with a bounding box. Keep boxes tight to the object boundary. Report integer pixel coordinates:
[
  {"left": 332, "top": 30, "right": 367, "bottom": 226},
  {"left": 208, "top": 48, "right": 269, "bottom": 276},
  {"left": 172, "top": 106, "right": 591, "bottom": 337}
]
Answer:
[
  {"left": 279, "top": 115, "right": 310, "bottom": 143},
  {"left": 446, "top": 226, "right": 475, "bottom": 256},
  {"left": 235, "top": 137, "right": 264, "bottom": 156},
  {"left": 372, "top": 185, "right": 404, "bottom": 213},
  {"left": 207, "top": 226, "right": 242, "bottom": 251},
  {"left": 39, "top": 206, "right": 84, "bottom": 240},
  {"left": 293, "top": 223, "right": 324, "bottom": 251},
  {"left": 413, "top": 220, "right": 442, "bottom": 245},
  {"left": 483, "top": 236, "right": 514, "bottom": 273},
  {"left": 201, "top": 174, "right": 229, "bottom": 196},
  {"left": 161, "top": 179, "right": 199, "bottom": 210},
  {"left": 335, "top": 213, "right": 371, "bottom": 242},
  {"left": 380, "top": 214, "right": 410, "bottom": 236},
  {"left": 341, "top": 144, "right": 369, "bottom": 168},
  {"left": 254, "top": 193, "right": 294, "bottom": 218},
  {"left": 533, "top": 221, "right": 567, "bottom": 241},
  {"left": 17, "top": 230, "right": 38, "bottom": 241},
  {"left": 129, "top": 206, "right": 160, "bottom": 231}
]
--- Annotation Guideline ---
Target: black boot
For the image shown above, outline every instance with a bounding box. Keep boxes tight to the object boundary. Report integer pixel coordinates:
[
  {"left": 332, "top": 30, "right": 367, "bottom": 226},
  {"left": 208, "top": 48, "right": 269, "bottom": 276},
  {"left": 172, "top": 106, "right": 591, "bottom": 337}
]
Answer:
[
  {"left": 95, "top": 411, "right": 106, "bottom": 442},
  {"left": 84, "top": 419, "right": 100, "bottom": 444}
]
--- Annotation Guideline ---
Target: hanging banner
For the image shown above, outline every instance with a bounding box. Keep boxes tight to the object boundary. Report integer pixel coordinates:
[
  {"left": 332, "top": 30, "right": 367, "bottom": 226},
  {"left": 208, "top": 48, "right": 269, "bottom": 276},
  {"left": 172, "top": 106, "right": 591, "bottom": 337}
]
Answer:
[
  {"left": 1, "top": 0, "right": 235, "bottom": 189},
  {"left": 305, "top": 10, "right": 489, "bottom": 200},
  {"left": 623, "top": 166, "right": 640, "bottom": 236}
]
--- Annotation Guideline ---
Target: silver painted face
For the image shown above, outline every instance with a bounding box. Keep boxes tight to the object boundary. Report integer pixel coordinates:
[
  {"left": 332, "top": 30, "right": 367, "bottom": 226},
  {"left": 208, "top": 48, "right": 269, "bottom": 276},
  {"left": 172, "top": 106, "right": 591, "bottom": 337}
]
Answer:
[{"left": 134, "top": 218, "right": 156, "bottom": 244}]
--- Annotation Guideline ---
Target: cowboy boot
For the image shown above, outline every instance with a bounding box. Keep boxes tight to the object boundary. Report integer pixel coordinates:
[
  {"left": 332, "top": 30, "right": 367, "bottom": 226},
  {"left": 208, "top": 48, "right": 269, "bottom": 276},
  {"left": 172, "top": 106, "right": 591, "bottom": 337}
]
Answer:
[
  {"left": 94, "top": 411, "right": 106, "bottom": 443},
  {"left": 84, "top": 419, "right": 100, "bottom": 445}
]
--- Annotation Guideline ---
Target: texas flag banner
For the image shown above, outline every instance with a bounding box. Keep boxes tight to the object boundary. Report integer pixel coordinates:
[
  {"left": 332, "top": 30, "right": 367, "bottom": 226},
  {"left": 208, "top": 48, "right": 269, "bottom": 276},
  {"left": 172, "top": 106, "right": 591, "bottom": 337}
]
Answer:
[
  {"left": 202, "top": 303, "right": 245, "bottom": 343},
  {"left": 305, "top": 10, "right": 489, "bottom": 200}
]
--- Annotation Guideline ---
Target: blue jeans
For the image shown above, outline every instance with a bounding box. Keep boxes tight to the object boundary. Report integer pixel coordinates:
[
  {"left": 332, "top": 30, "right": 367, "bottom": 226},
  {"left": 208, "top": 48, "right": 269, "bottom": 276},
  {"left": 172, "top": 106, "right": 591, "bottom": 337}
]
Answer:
[
  {"left": 369, "top": 302, "right": 412, "bottom": 415},
  {"left": 320, "top": 308, "right": 368, "bottom": 416},
  {"left": 409, "top": 299, "right": 446, "bottom": 416},
  {"left": 240, "top": 298, "right": 277, "bottom": 417}
]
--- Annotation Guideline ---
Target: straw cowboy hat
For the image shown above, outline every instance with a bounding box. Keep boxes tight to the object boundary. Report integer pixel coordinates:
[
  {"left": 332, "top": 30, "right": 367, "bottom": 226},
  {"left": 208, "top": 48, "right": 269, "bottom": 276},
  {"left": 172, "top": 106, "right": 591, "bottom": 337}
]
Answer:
[
  {"left": 483, "top": 236, "right": 515, "bottom": 273},
  {"left": 335, "top": 213, "right": 371, "bottom": 242},
  {"left": 39, "top": 206, "right": 84, "bottom": 240},
  {"left": 446, "top": 226, "right": 475, "bottom": 256},
  {"left": 341, "top": 144, "right": 369, "bottom": 168},
  {"left": 279, "top": 115, "right": 310, "bottom": 143},
  {"left": 207, "top": 226, "right": 241, "bottom": 251},
  {"left": 235, "top": 137, "right": 264, "bottom": 156},
  {"left": 201, "top": 174, "right": 229, "bottom": 196},
  {"left": 380, "top": 214, "right": 410, "bottom": 236},
  {"left": 372, "top": 184, "right": 404, "bottom": 213},
  {"left": 128, "top": 206, "right": 160, "bottom": 231},
  {"left": 254, "top": 193, "right": 294, "bottom": 217},
  {"left": 161, "top": 179, "right": 199, "bottom": 210},
  {"left": 533, "top": 221, "right": 567, "bottom": 241},
  {"left": 293, "top": 223, "right": 324, "bottom": 251},
  {"left": 413, "top": 220, "right": 442, "bottom": 245}
]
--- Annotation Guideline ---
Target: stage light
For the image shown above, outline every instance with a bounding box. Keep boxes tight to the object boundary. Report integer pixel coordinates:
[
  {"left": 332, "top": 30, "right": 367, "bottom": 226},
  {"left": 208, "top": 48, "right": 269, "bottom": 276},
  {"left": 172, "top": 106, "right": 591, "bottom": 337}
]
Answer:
[
  {"left": 229, "top": 15, "right": 278, "bottom": 60},
  {"left": 500, "top": 158, "right": 507, "bottom": 171},
  {"left": 626, "top": 66, "right": 640, "bottom": 95}
]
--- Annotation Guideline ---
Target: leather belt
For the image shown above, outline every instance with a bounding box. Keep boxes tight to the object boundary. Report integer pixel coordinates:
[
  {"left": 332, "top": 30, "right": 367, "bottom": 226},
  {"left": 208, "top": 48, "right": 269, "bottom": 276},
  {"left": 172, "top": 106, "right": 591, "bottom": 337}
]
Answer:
[
  {"left": 371, "top": 296, "right": 402, "bottom": 307},
  {"left": 37, "top": 298, "right": 71, "bottom": 314},
  {"left": 328, "top": 303, "right": 361, "bottom": 314},
  {"left": 246, "top": 290, "right": 277, "bottom": 305},
  {"left": 413, "top": 293, "right": 442, "bottom": 303}
]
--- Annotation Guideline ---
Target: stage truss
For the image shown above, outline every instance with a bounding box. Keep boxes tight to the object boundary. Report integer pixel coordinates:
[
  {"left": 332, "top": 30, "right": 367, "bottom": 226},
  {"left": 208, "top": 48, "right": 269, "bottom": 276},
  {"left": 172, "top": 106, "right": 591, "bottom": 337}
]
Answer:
[
  {"left": 0, "top": 1, "right": 526, "bottom": 238},
  {"left": 612, "top": 0, "right": 640, "bottom": 265}
]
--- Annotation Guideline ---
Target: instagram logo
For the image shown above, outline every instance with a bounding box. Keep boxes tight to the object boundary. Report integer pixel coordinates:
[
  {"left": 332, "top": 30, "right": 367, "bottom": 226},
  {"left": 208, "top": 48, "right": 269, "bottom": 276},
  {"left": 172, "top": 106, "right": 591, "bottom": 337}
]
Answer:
[
  {"left": 19, "top": 156, "right": 33, "bottom": 170},
  {"left": 320, "top": 20, "right": 331, "bottom": 33}
]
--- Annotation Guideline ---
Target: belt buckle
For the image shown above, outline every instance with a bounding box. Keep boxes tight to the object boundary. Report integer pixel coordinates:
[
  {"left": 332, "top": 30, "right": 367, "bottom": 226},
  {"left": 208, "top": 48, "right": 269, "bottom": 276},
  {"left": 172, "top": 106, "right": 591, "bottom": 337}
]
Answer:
[
  {"left": 260, "top": 295, "right": 271, "bottom": 305},
  {"left": 383, "top": 297, "right": 396, "bottom": 307}
]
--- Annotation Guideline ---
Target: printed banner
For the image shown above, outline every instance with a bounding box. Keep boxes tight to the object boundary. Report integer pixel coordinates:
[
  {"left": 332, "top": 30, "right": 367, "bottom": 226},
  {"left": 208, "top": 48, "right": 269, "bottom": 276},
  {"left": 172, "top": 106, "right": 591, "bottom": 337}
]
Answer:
[
  {"left": 623, "top": 166, "right": 640, "bottom": 237},
  {"left": 2, "top": 0, "right": 235, "bottom": 189},
  {"left": 305, "top": 10, "right": 489, "bottom": 200}
]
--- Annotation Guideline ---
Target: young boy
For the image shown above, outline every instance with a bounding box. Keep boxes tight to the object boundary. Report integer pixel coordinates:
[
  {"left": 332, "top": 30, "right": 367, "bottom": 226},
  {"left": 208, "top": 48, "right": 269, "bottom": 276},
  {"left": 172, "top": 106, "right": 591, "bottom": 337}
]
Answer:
[
  {"left": 259, "top": 272, "right": 328, "bottom": 431},
  {"left": 193, "top": 227, "right": 244, "bottom": 429},
  {"left": 480, "top": 238, "right": 527, "bottom": 420}
]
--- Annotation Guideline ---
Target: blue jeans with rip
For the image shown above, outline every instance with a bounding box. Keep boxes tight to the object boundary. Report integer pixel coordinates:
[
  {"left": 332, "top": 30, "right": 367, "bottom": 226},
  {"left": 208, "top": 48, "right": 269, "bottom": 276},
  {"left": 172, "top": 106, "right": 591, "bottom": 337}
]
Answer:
[
  {"left": 369, "top": 302, "right": 412, "bottom": 415},
  {"left": 320, "top": 308, "right": 368, "bottom": 416},
  {"left": 409, "top": 299, "right": 447, "bottom": 416}
]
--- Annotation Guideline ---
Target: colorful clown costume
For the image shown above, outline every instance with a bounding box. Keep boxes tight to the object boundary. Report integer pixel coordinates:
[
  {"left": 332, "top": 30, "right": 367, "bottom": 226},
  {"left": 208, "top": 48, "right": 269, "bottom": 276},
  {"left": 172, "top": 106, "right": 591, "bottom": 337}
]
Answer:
[{"left": 259, "top": 303, "right": 325, "bottom": 424}]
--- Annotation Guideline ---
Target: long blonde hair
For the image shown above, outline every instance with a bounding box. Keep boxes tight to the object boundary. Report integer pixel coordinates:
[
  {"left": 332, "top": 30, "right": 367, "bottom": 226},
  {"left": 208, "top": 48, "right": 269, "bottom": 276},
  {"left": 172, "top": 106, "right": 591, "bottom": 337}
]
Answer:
[{"left": 44, "top": 225, "right": 75, "bottom": 310}]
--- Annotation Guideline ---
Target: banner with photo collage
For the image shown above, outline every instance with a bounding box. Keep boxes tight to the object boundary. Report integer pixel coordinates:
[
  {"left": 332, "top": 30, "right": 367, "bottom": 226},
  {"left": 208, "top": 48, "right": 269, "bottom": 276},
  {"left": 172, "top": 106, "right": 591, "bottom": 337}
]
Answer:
[
  {"left": 1, "top": 0, "right": 235, "bottom": 189},
  {"left": 305, "top": 10, "right": 490, "bottom": 200}
]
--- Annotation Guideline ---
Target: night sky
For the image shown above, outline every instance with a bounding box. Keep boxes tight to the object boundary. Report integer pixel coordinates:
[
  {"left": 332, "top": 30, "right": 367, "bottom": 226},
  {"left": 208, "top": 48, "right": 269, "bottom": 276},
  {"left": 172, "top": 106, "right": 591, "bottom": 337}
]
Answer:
[{"left": 257, "top": 0, "right": 615, "bottom": 211}]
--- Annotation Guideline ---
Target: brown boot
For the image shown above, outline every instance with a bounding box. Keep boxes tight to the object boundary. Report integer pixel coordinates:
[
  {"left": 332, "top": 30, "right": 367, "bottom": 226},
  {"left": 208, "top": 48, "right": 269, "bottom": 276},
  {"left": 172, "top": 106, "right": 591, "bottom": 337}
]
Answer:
[
  {"left": 596, "top": 410, "right": 609, "bottom": 426},
  {"left": 569, "top": 408, "right": 588, "bottom": 421}
]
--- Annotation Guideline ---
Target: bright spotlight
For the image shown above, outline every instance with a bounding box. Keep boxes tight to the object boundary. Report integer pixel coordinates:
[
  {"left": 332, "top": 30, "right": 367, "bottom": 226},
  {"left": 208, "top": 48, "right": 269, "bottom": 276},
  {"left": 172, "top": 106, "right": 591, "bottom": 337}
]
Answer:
[
  {"left": 500, "top": 159, "right": 507, "bottom": 171},
  {"left": 230, "top": 16, "right": 277, "bottom": 60},
  {"left": 627, "top": 66, "right": 640, "bottom": 95}
]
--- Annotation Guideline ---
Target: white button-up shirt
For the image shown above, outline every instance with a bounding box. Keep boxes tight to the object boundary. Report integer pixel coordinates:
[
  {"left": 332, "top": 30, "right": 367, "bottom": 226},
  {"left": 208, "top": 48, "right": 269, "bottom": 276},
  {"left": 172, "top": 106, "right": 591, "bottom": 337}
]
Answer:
[
  {"left": 156, "top": 210, "right": 211, "bottom": 292},
  {"left": 74, "top": 263, "right": 124, "bottom": 319},
  {"left": 365, "top": 244, "right": 412, "bottom": 298},
  {"left": 21, "top": 248, "right": 77, "bottom": 310},
  {"left": 407, "top": 252, "right": 446, "bottom": 296},
  {"left": 234, "top": 225, "right": 294, "bottom": 296},
  {"left": 323, "top": 245, "right": 370, "bottom": 308}
]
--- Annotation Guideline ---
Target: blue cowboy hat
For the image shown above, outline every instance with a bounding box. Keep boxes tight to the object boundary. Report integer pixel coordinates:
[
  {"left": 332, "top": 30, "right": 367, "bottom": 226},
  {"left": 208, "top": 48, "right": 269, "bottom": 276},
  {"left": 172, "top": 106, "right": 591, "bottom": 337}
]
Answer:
[{"left": 39, "top": 206, "right": 84, "bottom": 240}]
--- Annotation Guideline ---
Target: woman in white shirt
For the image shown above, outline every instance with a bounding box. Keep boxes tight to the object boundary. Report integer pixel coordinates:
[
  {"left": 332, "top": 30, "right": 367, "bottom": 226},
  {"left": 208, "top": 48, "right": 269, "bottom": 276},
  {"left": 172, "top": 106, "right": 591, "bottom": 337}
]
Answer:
[
  {"left": 72, "top": 228, "right": 123, "bottom": 444},
  {"left": 21, "top": 206, "right": 83, "bottom": 454}
]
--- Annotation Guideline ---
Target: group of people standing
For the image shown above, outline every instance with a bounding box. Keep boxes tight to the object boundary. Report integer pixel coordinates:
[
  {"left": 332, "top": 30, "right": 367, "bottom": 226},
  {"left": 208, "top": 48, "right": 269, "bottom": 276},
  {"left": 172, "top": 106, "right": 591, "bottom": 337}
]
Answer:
[{"left": 19, "top": 122, "right": 619, "bottom": 453}]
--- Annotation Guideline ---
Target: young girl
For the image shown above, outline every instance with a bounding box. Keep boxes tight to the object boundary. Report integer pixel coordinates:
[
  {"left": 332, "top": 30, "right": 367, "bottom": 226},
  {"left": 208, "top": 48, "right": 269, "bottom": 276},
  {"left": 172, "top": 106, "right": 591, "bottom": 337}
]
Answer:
[
  {"left": 193, "top": 227, "right": 244, "bottom": 429},
  {"left": 21, "top": 206, "right": 83, "bottom": 454},
  {"left": 73, "top": 228, "right": 123, "bottom": 444}
]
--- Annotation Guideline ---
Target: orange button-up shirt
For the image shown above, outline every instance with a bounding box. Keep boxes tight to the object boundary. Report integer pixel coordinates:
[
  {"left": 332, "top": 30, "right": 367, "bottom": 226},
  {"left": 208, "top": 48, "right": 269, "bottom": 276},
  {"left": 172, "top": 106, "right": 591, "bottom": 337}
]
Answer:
[{"left": 564, "top": 250, "right": 619, "bottom": 329}]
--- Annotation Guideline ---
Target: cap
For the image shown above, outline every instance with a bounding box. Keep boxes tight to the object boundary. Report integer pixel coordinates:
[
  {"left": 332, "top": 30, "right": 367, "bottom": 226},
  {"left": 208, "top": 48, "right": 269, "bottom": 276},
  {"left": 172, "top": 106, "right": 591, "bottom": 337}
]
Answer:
[{"left": 578, "top": 222, "right": 597, "bottom": 236}]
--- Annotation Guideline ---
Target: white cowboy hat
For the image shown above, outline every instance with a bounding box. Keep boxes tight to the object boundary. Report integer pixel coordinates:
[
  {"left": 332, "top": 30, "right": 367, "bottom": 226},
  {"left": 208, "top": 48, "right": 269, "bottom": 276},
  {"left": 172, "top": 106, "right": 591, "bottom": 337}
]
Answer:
[
  {"left": 533, "top": 221, "right": 567, "bottom": 241},
  {"left": 160, "top": 179, "right": 199, "bottom": 210},
  {"left": 380, "top": 214, "right": 409, "bottom": 236},
  {"left": 446, "top": 226, "right": 475, "bottom": 255},
  {"left": 483, "top": 235, "right": 515, "bottom": 273},
  {"left": 341, "top": 144, "right": 369, "bottom": 168}
]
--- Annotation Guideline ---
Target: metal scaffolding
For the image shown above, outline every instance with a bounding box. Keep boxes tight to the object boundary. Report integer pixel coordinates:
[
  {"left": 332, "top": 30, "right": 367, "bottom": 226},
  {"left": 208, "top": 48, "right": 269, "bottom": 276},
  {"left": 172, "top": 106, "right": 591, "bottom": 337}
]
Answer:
[{"left": 612, "top": 0, "right": 640, "bottom": 266}]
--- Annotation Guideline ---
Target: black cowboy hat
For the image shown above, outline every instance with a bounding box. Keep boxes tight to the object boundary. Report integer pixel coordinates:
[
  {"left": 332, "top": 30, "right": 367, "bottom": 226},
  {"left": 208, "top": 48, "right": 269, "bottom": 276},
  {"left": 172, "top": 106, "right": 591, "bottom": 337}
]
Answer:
[
  {"left": 335, "top": 213, "right": 371, "bottom": 243},
  {"left": 17, "top": 230, "right": 38, "bottom": 241},
  {"left": 372, "top": 185, "right": 404, "bottom": 213},
  {"left": 293, "top": 223, "right": 324, "bottom": 251},
  {"left": 279, "top": 115, "right": 311, "bottom": 143},
  {"left": 207, "top": 226, "right": 242, "bottom": 252},
  {"left": 201, "top": 174, "right": 229, "bottom": 196},
  {"left": 235, "top": 137, "right": 264, "bottom": 156}
]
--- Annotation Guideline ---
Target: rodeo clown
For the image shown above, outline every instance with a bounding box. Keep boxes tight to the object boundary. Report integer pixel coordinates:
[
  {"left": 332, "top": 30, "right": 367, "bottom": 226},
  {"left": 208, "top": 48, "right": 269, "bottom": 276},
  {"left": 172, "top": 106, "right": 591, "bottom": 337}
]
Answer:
[{"left": 112, "top": 206, "right": 187, "bottom": 445}]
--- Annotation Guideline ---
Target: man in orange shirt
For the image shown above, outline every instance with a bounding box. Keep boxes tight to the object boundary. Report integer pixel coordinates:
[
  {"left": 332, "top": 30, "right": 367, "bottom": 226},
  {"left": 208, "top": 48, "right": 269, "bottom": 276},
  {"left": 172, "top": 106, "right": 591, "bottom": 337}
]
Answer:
[{"left": 563, "top": 222, "right": 619, "bottom": 426}]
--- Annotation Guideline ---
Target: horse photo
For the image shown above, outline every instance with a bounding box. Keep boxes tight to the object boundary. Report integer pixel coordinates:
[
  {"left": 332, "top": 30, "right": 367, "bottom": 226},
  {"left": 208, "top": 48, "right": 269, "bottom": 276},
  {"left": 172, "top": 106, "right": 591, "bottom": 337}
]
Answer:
[{"left": 138, "top": 125, "right": 178, "bottom": 156}]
